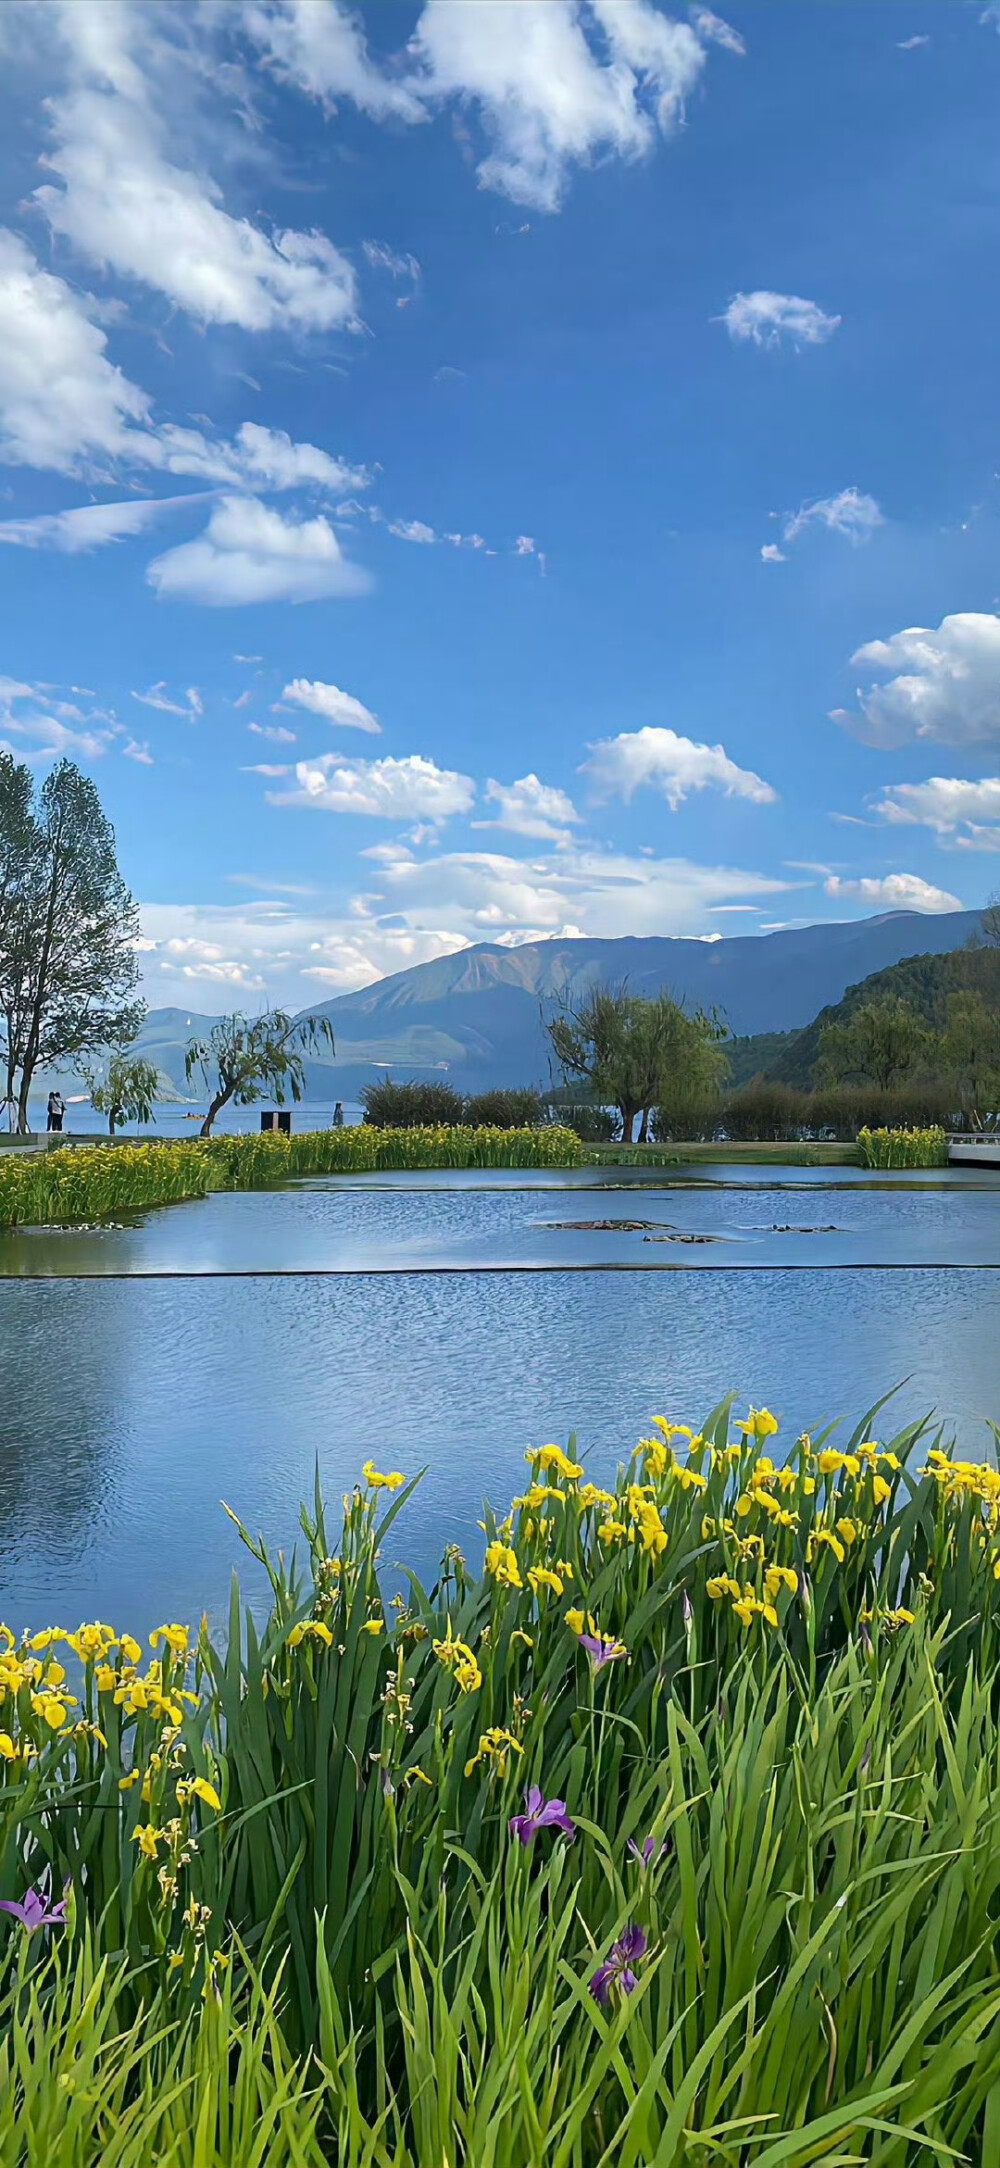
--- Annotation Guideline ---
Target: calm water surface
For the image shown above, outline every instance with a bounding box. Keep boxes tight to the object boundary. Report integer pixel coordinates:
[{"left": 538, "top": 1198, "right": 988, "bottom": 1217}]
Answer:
[{"left": 1, "top": 1165, "right": 998, "bottom": 1632}]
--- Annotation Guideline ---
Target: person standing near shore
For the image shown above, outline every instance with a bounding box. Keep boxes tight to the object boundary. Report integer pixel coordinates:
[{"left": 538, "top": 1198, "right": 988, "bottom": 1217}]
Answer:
[{"left": 46, "top": 1091, "right": 65, "bottom": 1133}]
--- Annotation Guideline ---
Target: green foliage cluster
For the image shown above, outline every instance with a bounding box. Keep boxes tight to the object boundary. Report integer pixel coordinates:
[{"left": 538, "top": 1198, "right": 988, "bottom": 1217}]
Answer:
[
  {"left": 548, "top": 985, "right": 727, "bottom": 1144},
  {"left": 0, "top": 1125, "right": 584, "bottom": 1229},
  {"left": 769, "top": 934, "right": 1000, "bottom": 1093},
  {"left": 716, "top": 1079, "right": 958, "bottom": 1144},
  {"left": 857, "top": 1126, "right": 949, "bottom": 1170},
  {"left": 360, "top": 1081, "right": 547, "bottom": 1129},
  {"left": 4, "top": 1404, "right": 1000, "bottom": 2161},
  {"left": 360, "top": 1078, "right": 468, "bottom": 1127}
]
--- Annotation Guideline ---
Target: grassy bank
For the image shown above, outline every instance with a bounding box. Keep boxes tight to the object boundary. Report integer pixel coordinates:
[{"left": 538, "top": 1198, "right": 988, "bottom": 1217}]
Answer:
[
  {"left": 588, "top": 1138, "right": 859, "bottom": 1166},
  {"left": 4, "top": 1400, "right": 1000, "bottom": 2162},
  {"left": 0, "top": 1124, "right": 583, "bottom": 1229}
]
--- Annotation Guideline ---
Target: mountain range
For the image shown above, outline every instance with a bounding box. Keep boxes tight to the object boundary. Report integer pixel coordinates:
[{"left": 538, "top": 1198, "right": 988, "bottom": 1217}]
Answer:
[{"left": 120, "top": 908, "right": 986, "bottom": 1101}]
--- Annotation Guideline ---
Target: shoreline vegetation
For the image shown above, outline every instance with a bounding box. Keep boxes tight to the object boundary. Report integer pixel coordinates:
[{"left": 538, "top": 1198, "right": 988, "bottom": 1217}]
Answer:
[
  {"left": 0, "top": 1122, "right": 963, "bottom": 1229},
  {"left": 3, "top": 1405, "right": 1000, "bottom": 2162}
]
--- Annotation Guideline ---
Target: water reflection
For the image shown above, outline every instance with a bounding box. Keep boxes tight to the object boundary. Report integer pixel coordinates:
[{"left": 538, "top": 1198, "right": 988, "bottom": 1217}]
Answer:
[{"left": 0, "top": 1266, "right": 997, "bottom": 1634}]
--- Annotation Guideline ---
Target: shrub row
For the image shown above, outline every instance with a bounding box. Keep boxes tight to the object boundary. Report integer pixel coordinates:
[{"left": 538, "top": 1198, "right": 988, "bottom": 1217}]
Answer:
[
  {"left": 654, "top": 1079, "right": 963, "bottom": 1143},
  {"left": 4, "top": 1404, "right": 1000, "bottom": 2161},
  {"left": 0, "top": 1124, "right": 584, "bottom": 1229},
  {"left": 360, "top": 1080, "right": 547, "bottom": 1129}
]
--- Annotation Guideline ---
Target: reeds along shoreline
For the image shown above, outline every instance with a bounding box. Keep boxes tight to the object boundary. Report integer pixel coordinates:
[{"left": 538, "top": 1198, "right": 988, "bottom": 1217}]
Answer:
[
  {"left": 3, "top": 1402, "right": 1000, "bottom": 2162},
  {"left": 857, "top": 1123, "right": 948, "bottom": 1168},
  {"left": 0, "top": 1123, "right": 584, "bottom": 1228}
]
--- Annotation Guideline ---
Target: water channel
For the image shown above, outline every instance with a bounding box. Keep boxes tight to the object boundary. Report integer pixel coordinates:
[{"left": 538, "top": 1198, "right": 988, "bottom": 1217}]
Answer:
[{"left": 1, "top": 1164, "right": 997, "bottom": 1634}]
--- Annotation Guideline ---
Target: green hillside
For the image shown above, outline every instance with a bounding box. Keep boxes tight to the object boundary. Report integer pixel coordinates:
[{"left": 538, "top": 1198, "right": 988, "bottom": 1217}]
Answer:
[{"left": 767, "top": 941, "right": 1000, "bottom": 1088}]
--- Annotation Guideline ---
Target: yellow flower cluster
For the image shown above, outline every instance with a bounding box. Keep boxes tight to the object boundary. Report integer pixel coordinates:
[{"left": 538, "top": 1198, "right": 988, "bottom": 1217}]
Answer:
[{"left": 433, "top": 1633, "right": 482, "bottom": 1694}]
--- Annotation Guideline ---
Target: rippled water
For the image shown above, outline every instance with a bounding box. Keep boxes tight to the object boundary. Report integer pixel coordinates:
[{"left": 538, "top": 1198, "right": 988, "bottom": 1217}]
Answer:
[{"left": 1, "top": 1166, "right": 998, "bottom": 1633}]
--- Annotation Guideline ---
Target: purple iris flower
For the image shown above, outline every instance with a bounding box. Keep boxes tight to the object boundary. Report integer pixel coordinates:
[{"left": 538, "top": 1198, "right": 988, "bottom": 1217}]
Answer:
[
  {"left": 0, "top": 1885, "right": 67, "bottom": 1934},
  {"left": 579, "top": 1631, "right": 628, "bottom": 1671},
  {"left": 589, "top": 1923, "right": 648, "bottom": 2005},
  {"left": 627, "top": 1834, "right": 667, "bottom": 1868},
  {"left": 509, "top": 1784, "right": 576, "bottom": 1846}
]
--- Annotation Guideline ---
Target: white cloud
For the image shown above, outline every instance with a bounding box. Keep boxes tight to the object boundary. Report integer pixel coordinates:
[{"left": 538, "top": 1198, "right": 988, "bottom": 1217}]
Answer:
[
  {"left": 721, "top": 290, "right": 841, "bottom": 347},
  {"left": 834, "top": 613, "right": 1000, "bottom": 749},
  {"left": 761, "top": 543, "right": 786, "bottom": 563},
  {"left": 132, "top": 682, "right": 201, "bottom": 720},
  {"left": 243, "top": 0, "right": 426, "bottom": 120},
  {"left": 122, "top": 736, "right": 153, "bottom": 765},
  {"left": 870, "top": 776, "right": 1000, "bottom": 849},
  {"left": 142, "top": 421, "right": 368, "bottom": 496},
  {"left": 248, "top": 0, "right": 721, "bottom": 216},
  {"left": 411, "top": 0, "right": 707, "bottom": 211},
  {"left": 249, "top": 721, "right": 297, "bottom": 744},
  {"left": 363, "top": 239, "right": 422, "bottom": 282},
  {"left": 389, "top": 517, "right": 437, "bottom": 544},
  {"left": 689, "top": 8, "right": 746, "bottom": 56},
  {"left": 897, "top": 34, "right": 930, "bottom": 48},
  {"left": 582, "top": 725, "right": 777, "bottom": 811},
  {"left": 0, "top": 231, "right": 366, "bottom": 499},
  {"left": 364, "top": 840, "right": 793, "bottom": 942},
  {"left": 146, "top": 496, "right": 370, "bottom": 606},
  {"left": 281, "top": 678, "right": 381, "bottom": 733},
  {"left": 139, "top": 896, "right": 470, "bottom": 1003},
  {"left": 37, "top": 8, "right": 359, "bottom": 334},
  {"left": 0, "top": 491, "right": 209, "bottom": 553},
  {"left": 0, "top": 227, "right": 150, "bottom": 472},
  {"left": 783, "top": 487, "right": 883, "bottom": 545},
  {"left": 272, "top": 750, "right": 476, "bottom": 820},
  {"left": 479, "top": 773, "right": 582, "bottom": 840},
  {"left": 823, "top": 872, "right": 963, "bottom": 914}
]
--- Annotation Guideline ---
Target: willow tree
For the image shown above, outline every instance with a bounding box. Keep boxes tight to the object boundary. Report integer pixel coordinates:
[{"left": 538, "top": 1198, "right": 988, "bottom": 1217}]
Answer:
[
  {"left": 0, "top": 756, "right": 143, "bottom": 1132},
  {"left": 548, "top": 984, "right": 726, "bottom": 1145},
  {"left": 185, "top": 1009, "right": 336, "bottom": 1135}
]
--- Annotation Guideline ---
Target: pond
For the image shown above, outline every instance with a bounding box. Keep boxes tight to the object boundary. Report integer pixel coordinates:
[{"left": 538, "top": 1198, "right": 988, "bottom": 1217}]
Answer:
[{"left": 1, "top": 1165, "right": 998, "bottom": 1634}]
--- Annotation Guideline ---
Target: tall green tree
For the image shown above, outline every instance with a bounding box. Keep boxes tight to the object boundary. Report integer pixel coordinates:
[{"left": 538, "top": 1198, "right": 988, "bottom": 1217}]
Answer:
[
  {"left": 547, "top": 985, "right": 725, "bottom": 1144},
  {"left": 0, "top": 752, "right": 36, "bottom": 1123},
  {"left": 84, "top": 1053, "right": 161, "bottom": 1137},
  {"left": 818, "top": 996, "right": 935, "bottom": 1093},
  {"left": 0, "top": 757, "right": 143, "bottom": 1132},
  {"left": 940, "top": 991, "right": 1000, "bottom": 1116},
  {"left": 185, "top": 1009, "right": 336, "bottom": 1136}
]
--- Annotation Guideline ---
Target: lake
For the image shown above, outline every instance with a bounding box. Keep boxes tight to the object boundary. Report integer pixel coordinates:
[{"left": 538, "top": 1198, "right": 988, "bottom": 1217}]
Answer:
[{"left": 1, "top": 1164, "right": 998, "bottom": 1635}]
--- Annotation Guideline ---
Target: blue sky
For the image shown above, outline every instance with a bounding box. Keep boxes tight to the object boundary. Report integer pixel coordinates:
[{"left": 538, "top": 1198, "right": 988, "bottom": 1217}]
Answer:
[{"left": 2, "top": 0, "right": 1000, "bottom": 1011}]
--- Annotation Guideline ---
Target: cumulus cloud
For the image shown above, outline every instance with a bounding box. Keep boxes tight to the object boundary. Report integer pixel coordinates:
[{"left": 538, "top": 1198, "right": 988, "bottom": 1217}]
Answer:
[
  {"left": 582, "top": 725, "right": 777, "bottom": 811},
  {"left": 146, "top": 496, "right": 370, "bottom": 606},
  {"left": 362, "top": 840, "right": 793, "bottom": 943},
  {"left": 0, "top": 491, "right": 209, "bottom": 553},
  {"left": 281, "top": 678, "right": 381, "bottom": 732},
  {"left": 271, "top": 750, "right": 476, "bottom": 820},
  {"left": 388, "top": 517, "right": 437, "bottom": 544},
  {"left": 37, "top": 6, "right": 359, "bottom": 334},
  {"left": 0, "top": 227, "right": 150, "bottom": 472},
  {"left": 243, "top": 0, "right": 426, "bottom": 120},
  {"left": 721, "top": 290, "right": 841, "bottom": 347},
  {"left": 139, "top": 897, "right": 470, "bottom": 1003},
  {"left": 823, "top": 872, "right": 963, "bottom": 914},
  {"left": 141, "top": 421, "right": 368, "bottom": 496},
  {"left": 870, "top": 776, "right": 1000, "bottom": 850},
  {"left": 783, "top": 487, "right": 883, "bottom": 545},
  {"left": 479, "top": 773, "right": 582, "bottom": 840},
  {"left": 246, "top": 0, "right": 728, "bottom": 215},
  {"left": 834, "top": 613, "right": 1000, "bottom": 749},
  {"left": 761, "top": 543, "right": 786, "bottom": 563}
]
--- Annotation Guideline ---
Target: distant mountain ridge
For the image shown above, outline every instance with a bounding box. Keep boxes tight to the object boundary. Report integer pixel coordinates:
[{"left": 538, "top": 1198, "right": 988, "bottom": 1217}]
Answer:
[
  {"left": 292, "top": 911, "right": 985, "bottom": 1093},
  {"left": 47, "top": 910, "right": 983, "bottom": 1101}
]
